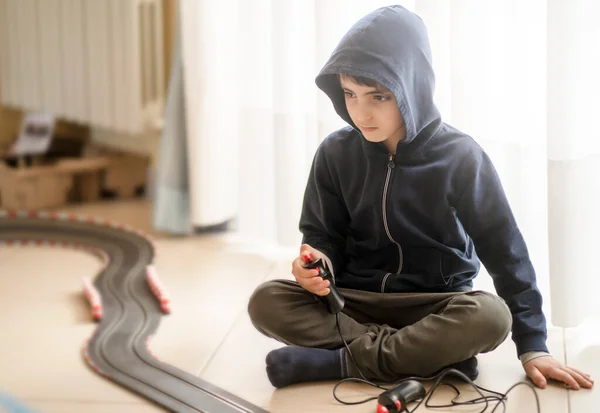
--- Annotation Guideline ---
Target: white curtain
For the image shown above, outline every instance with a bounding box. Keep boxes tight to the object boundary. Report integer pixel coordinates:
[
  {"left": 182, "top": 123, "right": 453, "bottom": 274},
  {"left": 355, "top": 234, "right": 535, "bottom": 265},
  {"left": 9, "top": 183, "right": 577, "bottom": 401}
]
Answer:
[{"left": 177, "top": 0, "right": 600, "bottom": 328}]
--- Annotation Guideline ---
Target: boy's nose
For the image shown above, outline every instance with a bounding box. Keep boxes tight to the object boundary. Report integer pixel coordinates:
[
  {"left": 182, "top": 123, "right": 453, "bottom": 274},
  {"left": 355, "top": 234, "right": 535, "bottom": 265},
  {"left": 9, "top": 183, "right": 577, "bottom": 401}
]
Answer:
[{"left": 356, "top": 111, "right": 373, "bottom": 122}]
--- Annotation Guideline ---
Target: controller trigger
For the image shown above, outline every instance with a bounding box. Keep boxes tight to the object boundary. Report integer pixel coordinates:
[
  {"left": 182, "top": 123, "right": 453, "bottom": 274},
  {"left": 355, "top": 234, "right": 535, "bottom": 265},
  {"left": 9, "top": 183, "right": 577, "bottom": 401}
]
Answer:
[{"left": 304, "top": 258, "right": 344, "bottom": 314}]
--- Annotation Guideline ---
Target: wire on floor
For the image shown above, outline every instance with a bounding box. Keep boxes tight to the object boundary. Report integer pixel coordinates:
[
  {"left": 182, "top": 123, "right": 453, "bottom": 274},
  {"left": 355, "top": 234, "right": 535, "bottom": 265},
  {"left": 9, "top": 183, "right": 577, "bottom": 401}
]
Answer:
[{"left": 332, "top": 313, "right": 541, "bottom": 413}]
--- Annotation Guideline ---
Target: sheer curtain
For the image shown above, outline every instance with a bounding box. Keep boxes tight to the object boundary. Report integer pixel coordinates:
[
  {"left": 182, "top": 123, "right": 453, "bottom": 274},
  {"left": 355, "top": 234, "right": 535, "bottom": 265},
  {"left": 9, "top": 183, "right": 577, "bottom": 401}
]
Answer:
[
  {"left": 415, "top": 0, "right": 600, "bottom": 327},
  {"left": 171, "top": 0, "right": 599, "bottom": 328}
]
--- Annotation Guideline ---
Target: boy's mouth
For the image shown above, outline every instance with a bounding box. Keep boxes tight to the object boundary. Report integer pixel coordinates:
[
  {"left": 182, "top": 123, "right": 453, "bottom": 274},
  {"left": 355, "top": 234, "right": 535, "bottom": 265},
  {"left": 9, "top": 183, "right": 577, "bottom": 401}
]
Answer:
[{"left": 360, "top": 126, "right": 378, "bottom": 132}]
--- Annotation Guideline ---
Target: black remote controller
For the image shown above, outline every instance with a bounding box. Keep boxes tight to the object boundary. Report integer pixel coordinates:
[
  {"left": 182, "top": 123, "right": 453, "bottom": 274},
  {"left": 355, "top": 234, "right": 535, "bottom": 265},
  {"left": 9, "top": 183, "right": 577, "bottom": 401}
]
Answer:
[
  {"left": 376, "top": 380, "right": 426, "bottom": 413},
  {"left": 303, "top": 256, "right": 345, "bottom": 314}
]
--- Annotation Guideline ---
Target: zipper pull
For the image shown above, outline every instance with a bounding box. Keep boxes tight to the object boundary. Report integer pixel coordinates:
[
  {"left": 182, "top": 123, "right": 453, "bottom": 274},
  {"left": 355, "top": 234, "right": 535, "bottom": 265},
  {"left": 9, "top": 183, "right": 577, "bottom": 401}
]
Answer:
[{"left": 388, "top": 154, "right": 395, "bottom": 169}]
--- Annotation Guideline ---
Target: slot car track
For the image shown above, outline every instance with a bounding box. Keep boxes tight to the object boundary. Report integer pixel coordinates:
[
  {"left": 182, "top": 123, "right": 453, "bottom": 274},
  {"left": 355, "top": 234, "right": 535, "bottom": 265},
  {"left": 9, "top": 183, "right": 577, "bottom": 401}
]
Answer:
[{"left": 0, "top": 210, "right": 270, "bottom": 413}]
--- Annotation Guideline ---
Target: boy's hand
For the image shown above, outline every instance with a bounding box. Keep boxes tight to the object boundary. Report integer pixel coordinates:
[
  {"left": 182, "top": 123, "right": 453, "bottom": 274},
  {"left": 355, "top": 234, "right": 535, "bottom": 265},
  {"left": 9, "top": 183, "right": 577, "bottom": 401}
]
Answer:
[
  {"left": 524, "top": 355, "right": 594, "bottom": 390},
  {"left": 291, "top": 244, "right": 330, "bottom": 296}
]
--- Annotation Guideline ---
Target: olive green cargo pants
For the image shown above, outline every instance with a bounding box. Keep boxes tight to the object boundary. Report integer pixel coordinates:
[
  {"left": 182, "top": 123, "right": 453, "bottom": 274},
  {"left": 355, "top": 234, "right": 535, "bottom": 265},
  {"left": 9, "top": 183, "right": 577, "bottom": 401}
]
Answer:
[{"left": 248, "top": 279, "right": 512, "bottom": 382}]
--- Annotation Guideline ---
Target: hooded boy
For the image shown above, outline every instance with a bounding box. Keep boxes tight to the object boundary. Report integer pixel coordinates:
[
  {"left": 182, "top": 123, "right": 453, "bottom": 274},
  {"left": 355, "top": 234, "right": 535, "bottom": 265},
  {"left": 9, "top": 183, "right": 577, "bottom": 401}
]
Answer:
[{"left": 248, "top": 5, "right": 593, "bottom": 391}]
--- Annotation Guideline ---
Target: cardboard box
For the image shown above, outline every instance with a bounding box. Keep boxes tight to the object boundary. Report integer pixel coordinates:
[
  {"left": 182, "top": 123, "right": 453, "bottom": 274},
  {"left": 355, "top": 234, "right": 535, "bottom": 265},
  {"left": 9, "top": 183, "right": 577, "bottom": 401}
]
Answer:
[
  {"left": 0, "top": 144, "right": 149, "bottom": 210},
  {"left": 83, "top": 144, "right": 150, "bottom": 198}
]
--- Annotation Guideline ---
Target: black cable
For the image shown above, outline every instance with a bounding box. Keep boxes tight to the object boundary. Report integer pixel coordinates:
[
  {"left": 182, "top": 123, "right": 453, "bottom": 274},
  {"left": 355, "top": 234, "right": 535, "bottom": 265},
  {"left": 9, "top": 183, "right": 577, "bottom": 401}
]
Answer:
[
  {"left": 332, "top": 314, "right": 541, "bottom": 413},
  {"left": 335, "top": 313, "right": 368, "bottom": 382},
  {"left": 332, "top": 313, "right": 387, "bottom": 405},
  {"left": 489, "top": 381, "right": 541, "bottom": 413}
]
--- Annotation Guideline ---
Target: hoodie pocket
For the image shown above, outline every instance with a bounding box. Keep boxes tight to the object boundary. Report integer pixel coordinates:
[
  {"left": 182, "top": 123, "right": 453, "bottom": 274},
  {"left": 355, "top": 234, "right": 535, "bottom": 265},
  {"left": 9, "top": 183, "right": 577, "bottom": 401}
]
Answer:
[{"left": 402, "top": 247, "right": 451, "bottom": 287}]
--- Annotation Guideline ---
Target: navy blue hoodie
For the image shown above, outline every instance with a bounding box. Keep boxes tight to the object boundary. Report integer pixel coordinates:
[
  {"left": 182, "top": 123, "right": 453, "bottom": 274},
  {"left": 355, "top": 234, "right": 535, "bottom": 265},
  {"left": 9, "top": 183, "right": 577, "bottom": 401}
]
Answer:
[{"left": 300, "top": 5, "right": 547, "bottom": 357}]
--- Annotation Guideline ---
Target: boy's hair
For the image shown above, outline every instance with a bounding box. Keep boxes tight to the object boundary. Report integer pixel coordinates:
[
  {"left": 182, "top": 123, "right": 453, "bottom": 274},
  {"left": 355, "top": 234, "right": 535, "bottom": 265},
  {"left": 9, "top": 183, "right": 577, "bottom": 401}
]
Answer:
[{"left": 338, "top": 73, "right": 385, "bottom": 91}]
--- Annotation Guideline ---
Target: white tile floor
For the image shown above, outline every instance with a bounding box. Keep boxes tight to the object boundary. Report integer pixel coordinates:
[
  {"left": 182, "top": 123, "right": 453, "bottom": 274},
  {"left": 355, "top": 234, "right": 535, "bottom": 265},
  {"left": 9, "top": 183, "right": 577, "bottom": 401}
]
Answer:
[{"left": 0, "top": 200, "right": 597, "bottom": 412}]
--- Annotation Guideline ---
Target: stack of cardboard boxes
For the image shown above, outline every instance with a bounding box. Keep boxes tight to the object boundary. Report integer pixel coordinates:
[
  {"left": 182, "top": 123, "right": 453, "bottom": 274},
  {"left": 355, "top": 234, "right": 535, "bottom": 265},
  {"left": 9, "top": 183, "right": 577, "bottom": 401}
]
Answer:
[{"left": 0, "top": 120, "right": 149, "bottom": 210}]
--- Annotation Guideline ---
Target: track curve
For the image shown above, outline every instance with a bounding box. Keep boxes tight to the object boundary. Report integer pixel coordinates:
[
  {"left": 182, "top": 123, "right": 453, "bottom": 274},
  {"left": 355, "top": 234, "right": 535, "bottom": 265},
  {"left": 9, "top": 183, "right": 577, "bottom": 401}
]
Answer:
[{"left": 0, "top": 210, "right": 269, "bottom": 413}]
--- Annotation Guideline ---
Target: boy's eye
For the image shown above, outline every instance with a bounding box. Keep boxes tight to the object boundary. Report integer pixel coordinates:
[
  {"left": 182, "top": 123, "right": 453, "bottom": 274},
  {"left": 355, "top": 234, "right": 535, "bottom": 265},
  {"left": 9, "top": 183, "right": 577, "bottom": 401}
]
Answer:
[
  {"left": 373, "top": 94, "right": 389, "bottom": 101},
  {"left": 344, "top": 91, "right": 355, "bottom": 98}
]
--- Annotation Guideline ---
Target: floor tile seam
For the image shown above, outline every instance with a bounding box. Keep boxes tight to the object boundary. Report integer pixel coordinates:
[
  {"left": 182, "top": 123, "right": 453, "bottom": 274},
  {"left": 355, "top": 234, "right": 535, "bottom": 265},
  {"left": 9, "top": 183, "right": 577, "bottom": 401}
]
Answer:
[{"left": 195, "top": 261, "right": 279, "bottom": 376}]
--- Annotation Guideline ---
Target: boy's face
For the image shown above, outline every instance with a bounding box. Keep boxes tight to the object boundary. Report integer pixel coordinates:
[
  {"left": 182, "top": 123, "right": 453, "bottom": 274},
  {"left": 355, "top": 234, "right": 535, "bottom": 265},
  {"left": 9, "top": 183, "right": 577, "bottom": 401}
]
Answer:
[{"left": 340, "top": 75, "right": 405, "bottom": 153}]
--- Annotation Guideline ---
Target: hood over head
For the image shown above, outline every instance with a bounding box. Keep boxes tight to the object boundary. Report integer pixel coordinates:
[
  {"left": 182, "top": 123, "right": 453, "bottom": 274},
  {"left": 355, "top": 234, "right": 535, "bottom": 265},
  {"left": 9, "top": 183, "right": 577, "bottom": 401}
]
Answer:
[{"left": 316, "top": 5, "right": 441, "bottom": 149}]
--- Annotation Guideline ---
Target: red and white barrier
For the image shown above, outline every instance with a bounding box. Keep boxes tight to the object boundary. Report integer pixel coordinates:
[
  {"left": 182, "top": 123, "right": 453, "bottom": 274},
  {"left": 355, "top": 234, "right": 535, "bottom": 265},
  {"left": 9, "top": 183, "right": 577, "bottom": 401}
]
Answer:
[
  {"left": 82, "top": 276, "right": 103, "bottom": 321},
  {"left": 146, "top": 265, "right": 171, "bottom": 313},
  {"left": 82, "top": 339, "right": 108, "bottom": 377},
  {"left": 146, "top": 334, "right": 163, "bottom": 362}
]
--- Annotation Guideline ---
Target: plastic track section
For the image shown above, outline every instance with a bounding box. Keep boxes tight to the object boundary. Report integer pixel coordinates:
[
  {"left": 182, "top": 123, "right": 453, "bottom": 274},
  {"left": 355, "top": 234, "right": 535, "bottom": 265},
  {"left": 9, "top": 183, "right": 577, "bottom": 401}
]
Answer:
[{"left": 0, "top": 209, "right": 270, "bottom": 413}]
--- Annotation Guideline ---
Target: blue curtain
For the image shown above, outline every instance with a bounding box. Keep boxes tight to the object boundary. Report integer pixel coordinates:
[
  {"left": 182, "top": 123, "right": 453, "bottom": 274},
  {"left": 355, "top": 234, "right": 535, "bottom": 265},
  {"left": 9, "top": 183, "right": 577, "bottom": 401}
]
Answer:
[
  {"left": 152, "top": 11, "right": 191, "bottom": 234},
  {"left": 0, "top": 391, "right": 39, "bottom": 413}
]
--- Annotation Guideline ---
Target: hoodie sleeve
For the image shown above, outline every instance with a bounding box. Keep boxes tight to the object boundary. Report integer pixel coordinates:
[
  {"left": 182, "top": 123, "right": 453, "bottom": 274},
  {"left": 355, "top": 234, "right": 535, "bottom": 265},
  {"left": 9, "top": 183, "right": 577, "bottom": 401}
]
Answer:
[
  {"left": 454, "top": 150, "right": 548, "bottom": 357},
  {"left": 299, "top": 143, "right": 350, "bottom": 277}
]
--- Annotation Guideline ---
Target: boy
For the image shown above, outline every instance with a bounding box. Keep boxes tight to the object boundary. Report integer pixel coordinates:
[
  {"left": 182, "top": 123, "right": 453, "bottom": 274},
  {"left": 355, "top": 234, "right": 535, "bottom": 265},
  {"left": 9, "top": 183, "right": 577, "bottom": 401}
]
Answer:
[{"left": 248, "top": 5, "right": 593, "bottom": 391}]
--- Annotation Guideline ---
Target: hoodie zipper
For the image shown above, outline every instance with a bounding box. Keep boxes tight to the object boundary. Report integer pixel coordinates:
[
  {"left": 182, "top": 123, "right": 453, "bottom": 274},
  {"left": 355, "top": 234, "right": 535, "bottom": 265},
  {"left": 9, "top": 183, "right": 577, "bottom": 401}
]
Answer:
[{"left": 381, "top": 153, "right": 403, "bottom": 293}]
